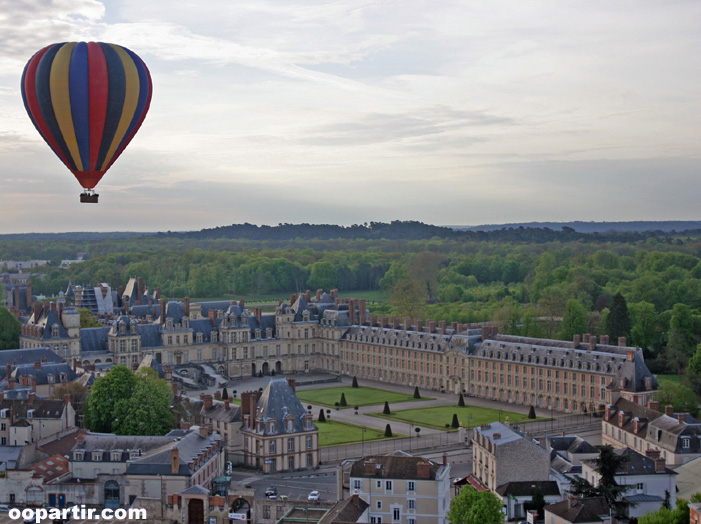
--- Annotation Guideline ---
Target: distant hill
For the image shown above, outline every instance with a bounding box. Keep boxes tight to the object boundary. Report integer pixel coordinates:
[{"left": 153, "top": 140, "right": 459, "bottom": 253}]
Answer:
[{"left": 453, "top": 221, "right": 701, "bottom": 233}]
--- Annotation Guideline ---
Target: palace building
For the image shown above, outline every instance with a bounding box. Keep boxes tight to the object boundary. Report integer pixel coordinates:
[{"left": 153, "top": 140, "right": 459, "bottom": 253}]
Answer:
[{"left": 18, "top": 286, "right": 658, "bottom": 414}]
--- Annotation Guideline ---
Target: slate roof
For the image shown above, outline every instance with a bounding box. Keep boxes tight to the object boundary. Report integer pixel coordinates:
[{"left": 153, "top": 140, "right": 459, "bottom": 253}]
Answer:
[
  {"left": 475, "top": 421, "right": 523, "bottom": 446},
  {"left": 675, "top": 456, "right": 701, "bottom": 500},
  {"left": 12, "top": 362, "right": 78, "bottom": 384},
  {"left": 349, "top": 453, "right": 445, "bottom": 480},
  {"left": 202, "top": 400, "right": 241, "bottom": 424},
  {"left": 80, "top": 327, "right": 110, "bottom": 353},
  {"left": 588, "top": 447, "right": 677, "bottom": 476},
  {"left": 254, "top": 378, "right": 314, "bottom": 434},
  {"left": 341, "top": 324, "right": 480, "bottom": 355},
  {"left": 545, "top": 497, "right": 608, "bottom": 523},
  {"left": 0, "top": 348, "right": 63, "bottom": 369},
  {"left": 606, "top": 398, "right": 701, "bottom": 455},
  {"left": 124, "top": 429, "right": 222, "bottom": 477},
  {"left": 549, "top": 436, "right": 598, "bottom": 456},
  {"left": 496, "top": 480, "right": 561, "bottom": 497},
  {"left": 38, "top": 428, "right": 88, "bottom": 457},
  {"left": 0, "top": 446, "right": 24, "bottom": 470},
  {"left": 0, "top": 398, "right": 67, "bottom": 420},
  {"left": 138, "top": 324, "right": 164, "bottom": 348}
]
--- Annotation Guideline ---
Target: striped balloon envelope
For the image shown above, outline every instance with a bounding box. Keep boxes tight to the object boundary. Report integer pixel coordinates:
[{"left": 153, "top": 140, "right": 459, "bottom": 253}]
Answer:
[{"left": 21, "top": 42, "right": 152, "bottom": 202}]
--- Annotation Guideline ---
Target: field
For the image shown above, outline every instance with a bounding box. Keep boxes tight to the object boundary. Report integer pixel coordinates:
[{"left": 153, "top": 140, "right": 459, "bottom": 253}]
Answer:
[
  {"left": 295, "top": 386, "right": 430, "bottom": 408},
  {"left": 315, "top": 419, "right": 403, "bottom": 446},
  {"left": 371, "top": 404, "right": 535, "bottom": 430}
]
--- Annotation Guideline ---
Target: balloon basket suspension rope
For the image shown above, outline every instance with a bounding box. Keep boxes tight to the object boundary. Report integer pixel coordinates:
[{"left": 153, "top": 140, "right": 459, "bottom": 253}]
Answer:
[{"left": 79, "top": 189, "right": 99, "bottom": 203}]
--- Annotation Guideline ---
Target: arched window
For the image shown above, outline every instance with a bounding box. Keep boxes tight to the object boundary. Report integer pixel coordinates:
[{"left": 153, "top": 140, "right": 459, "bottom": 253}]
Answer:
[{"left": 104, "top": 480, "right": 120, "bottom": 508}]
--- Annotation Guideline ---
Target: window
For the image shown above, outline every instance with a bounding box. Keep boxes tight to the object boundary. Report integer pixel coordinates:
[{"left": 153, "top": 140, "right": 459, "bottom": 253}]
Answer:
[
  {"left": 392, "top": 507, "right": 400, "bottom": 521},
  {"left": 407, "top": 481, "right": 415, "bottom": 492},
  {"left": 262, "top": 505, "right": 270, "bottom": 519},
  {"left": 288, "top": 438, "right": 294, "bottom": 452},
  {"left": 376, "top": 501, "right": 382, "bottom": 510},
  {"left": 682, "top": 437, "right": 690, "bottom": 449},
  {"left": 269, "top": 441, "right": 276, "bottom": 454},
  {"left": 353, "top": 480, "right": 362, "bottom": 491},
  {"left": 307, "top": 436, "right": 312, "bottom": 449},
  {"left": 376, "top": 480, "right": 382, "bottom": 489},
  {"left": 307, "top": 454, "right": 313, "bottom": 467},
  {"left": 407, "top": 499, "right": 415, "bottom": 510},
  {"left": 385, "top": 480, "right": 393, "bottom": 491}
]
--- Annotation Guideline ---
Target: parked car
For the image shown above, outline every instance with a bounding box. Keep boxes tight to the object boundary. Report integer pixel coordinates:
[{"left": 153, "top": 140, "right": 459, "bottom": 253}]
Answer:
[
  {"left": 265, "top": 487, "right": 277, "bottom": 498},
  {"left": 279, "top": 495, "right": 289, "bottom": 501},
  {"left": 0, "top": 505, "right": 11, "bottom": 512},
  {"left": 23, "top": 511, "right": 36, "bottom": 524},
  {"left": 308, "top": 490, "right": 320, "bottom": 501}
]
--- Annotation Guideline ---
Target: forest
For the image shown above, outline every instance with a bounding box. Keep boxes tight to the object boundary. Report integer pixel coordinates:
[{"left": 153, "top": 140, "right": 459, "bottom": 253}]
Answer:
[{"left": 3, "top": 221, "right": 700, "bottom": 391}]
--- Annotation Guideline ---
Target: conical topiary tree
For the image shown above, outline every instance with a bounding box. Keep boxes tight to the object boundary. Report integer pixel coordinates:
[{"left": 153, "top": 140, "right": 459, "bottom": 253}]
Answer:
[
  {"left": 352, "top": 376, "right": 359, "bottom": 388},
  {"left": 384, "top": 424, "right": 393, "bottom": 437},
  {"left": 340, "top": 393, "right": 347, "bottom": 407},
  {"left": 318, "top": 408, "right": 326, "bottom": 422},
  {"left": 458, "top": 393, "right": 465, "bottom": 407},
  {"left": 222, "top": 387, "right": 229, "bottom": 400},
  {"left": 528, "top": 405, "right": 536, "bottom": 419},
  {"left": 383, "top": 401, "right": 391, "bottom": 415},
  {"left": 413, "top": 386, "right": 420, "bottom": 399},
  {"left": 451, "top": 413, "right": 459, "bottom": 429}
]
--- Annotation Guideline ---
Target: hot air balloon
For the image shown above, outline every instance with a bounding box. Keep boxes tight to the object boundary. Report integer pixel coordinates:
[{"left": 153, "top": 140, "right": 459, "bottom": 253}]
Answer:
[{"left": 21, "top": 42, "right": 152, "bottom": 203}]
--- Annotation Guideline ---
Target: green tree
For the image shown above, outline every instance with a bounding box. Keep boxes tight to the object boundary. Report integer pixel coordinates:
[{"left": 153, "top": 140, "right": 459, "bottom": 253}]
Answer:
[
  {"left": 684, "top": 345, "right": 701, "bottom": 398},
  {"left": 638, "top": 498, "right": 690, "bottom": 524},
  {"left": 655, "top": 381, "right": 699, "bottom": 417},
  {"left": 666, "top": 303, "right": 697, "bottom": 373},
  {"left": 0, "top": 306, "right": 21, "bottom": 350},
  {"left": 78, "top": 307, "right": 102, "bottom": 328},
  {"left": 448, "top": 486, "right": 504, "bottom": 524},
  {"left": 630, "top": 301, "right": 658, "bottom": 354},
  {"left": 559, "top": 299, "right": 587, "bottom": 340},
  {"left": 115, "top": 368, "right": 174, "bottom": 435},
  {"left": 389, "top": 279, "right": 427, "bottom": 319},
  {"left": 84, "top": 366, "right": 135, "bottom": 433},
  {"left": 606, "top": 292, "right": 631, "bottom": 341}
]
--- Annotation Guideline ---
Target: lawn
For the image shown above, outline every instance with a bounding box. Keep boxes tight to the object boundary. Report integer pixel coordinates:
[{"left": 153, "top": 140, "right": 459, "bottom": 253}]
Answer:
[
  {"left": 315, "top": 419, "right": 403, "bottom": 446},
  {"left": 657, "top": 374, "right": 681, "bottom": 385},
  {"left": 296, "top": 386, "right": 431, "bottom": 409},
  {"left": 370, "top": 404, "right": 535, "bottom": 430}
]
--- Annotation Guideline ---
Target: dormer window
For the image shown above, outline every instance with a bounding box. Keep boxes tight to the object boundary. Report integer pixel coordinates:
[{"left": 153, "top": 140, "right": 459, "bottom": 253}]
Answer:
[
  {"left": 48, "top": 374, "right": 55, "bottom": 383},
  {"left": 0, "top": 409, "right": 7, "bottom": 418},
  {"left": 118, "top": 322, "right": 126, "bottom": 334},
  {"left": 52, "top": 325, "right": 60, "bottom": 338},
  {"left": 27, "top": 409, "right": 35, "bottom": 419},
  {"left": 211, "top": 332, "right": 218, "bottom": 342},
  {"left": 111, "top": 451, "right": 121, "bottom": 461},
  {"left": 130, "top": 322, "right": 138, "bottom": 334},
  {"left": 92, "top": 451, "right": 102, "bottom": 461},
  {"left": 166, "top": 318, "right": 173, "bottom": 330},
  {"left": 196, "top": 333, "right": 203, "bottom": 343},
  {"left": 73, "top": 451, "right": 84, "bottom": 461},
  {"left": 269, "top": 421, "right": 276, "bottom": 433},
  {"left": 287, "top": 420, "right": 294, "bottom": 432}
]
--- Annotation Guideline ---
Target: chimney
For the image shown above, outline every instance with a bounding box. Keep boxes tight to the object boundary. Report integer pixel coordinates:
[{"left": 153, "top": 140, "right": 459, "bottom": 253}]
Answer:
[
  {"left": 29, "top": 391, "right": 36, "bottom": 402},
  {"left": 316, "top": 289, "right": 323, "bottom": 301},
  {"left": 404, "top": 317, "right": 412, "bottom": 330},
  {"left": 199, "top": 425, "right": 208, "bottom": 438},
  {"left": 379, "top": 315, "right": 388, "bottom": 329},
  {"left": 305, "top": 290, "right": 311, "bottom": 303},
  {"left": 583, "top": 333, "right": 590, "bottom": 343},
  {"left": 34, "top": 360, "right": 41, "bottom": 370},
  {"left": 415, "top": 319, "right": 423, "bottom": 332},
  {"left": 159, "top": 298, "right": 166, "bottom": 324},
  {"left": 287, "top": 377, "right": 297, "bottom": 392},
  {"left": 618, "top": 336, "right": 627, "bottom": 347},
  {"left": 605, "top": 405, "right": 611, "bottom": 421},
  {"left": 428, "top": 320, "right": 436, "bottom": 333},
  {"left": 14, "top": 285, "right": 19, "bottom": 310},
  {"left": 331, "top": 289, "right": 338, "bottom": 299},
  {"left": 600, "top": 335, "right": 609, "bottom": 345},
  {"left": 348, "top": 300, "right": 356, "bottom": 325},
  {"left": 648, "top": 400, "right": 659, "bottom": 411},
  {"left": 179, "top": 421, "right": 191, "bottom": 430},
  {"left": 76, "top": 433, "right": 84, "bottom": 446},
  {"left": 137, "top": 277, "right": 144, "bottom": 305},
  {"left": 626, "top": 349, "right": 635, "bottom": 362},
  {"left": 214, "top": 390, "right": 222, "bottom": 400},
  {"left": 589, "top": 335, "right": 597, "bottom": 351},
  {"left": 203, "top": 394, "right": 213, "bottom": 410},
  {"left": 645, "top": 449, "right": 661, "bottom": 459},
  {"left": 5, "top": 363, "right": 11, "bottom": 381},
  {"left": 352, "top": 492, "right": 359, "bottom": 507},
  {"left": 493, "top": 433, "right": 501, "bottom": 439},
  {"left": 439, "top": 320, "right": 446, "bottom": 335},
  {"left": 573, "top": 334, "right": 581, "bottom": 348},
  {"left": 677, "top": 413, "right": 687, "bottom": 423},
  {"left": 369, "top": 314, "right": 377, "bottom": 327},
  {"left": 171, "top": 447, "right": 180, "bottom": 474},
  {"left": 665, "top": 405, "right": 674, "bottom": 417},
  {"left": 633, "top": 418, "right": 640, "bottom": 434},
  {"left": 184, "top": 297, "right": 190, "bottom": 318},
  {"left": 290, "top": 294, "right": 297, "bottom": 306},
  {"left": 451, "top": 321, "right": 458, "bottom": 333},
  {"left": 358, "top": 299, "right": 367, "bottom": 325},
  {"left": 391, "top": 316, "right": 399, "bottom": 330},
  {"left": 654, "top": 458, "right": 666, "bottom": 473},
  {"left": 255, "top": 307, "right": 262, "bottom": 326},
  {"left": 224, "top": 400, "right": 230, "bottom": 409},
  {"left": 208, "top": 309, "right": 217, "bottom": 326}
]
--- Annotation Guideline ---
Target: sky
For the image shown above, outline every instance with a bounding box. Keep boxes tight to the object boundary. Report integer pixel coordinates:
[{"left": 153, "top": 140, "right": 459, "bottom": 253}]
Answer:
[{"left": 0, "top": 0, "right": 699, "bottom": 233}]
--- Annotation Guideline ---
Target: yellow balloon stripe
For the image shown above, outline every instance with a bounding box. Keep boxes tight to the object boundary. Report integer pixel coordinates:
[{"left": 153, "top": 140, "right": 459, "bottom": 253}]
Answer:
[
  {"left": 49, "top": 42, "right": 83, "bottom": 171},
  {"left": 99, "top": 44, "right": 140, "bottom": 171}
]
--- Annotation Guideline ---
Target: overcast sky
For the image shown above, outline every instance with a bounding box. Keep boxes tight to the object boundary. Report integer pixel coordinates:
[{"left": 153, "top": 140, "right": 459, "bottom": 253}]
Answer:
[{"left": 1, "top": 0, "right": 699, "bottom": 233}]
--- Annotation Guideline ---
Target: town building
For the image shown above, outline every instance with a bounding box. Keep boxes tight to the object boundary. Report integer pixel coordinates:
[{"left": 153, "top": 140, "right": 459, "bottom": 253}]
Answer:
[
  {"left": 344, "top": 451, "right": 451, "bottom": 524},
  {"left": 240, "top": 377, "right": 318, "bottom": 473},
  {"left": 0, "top": 396, "right": 75, "bottom": 446},
  {"left": 471, "top": 421, "right": 550, "bottom": 493},
  {"left": 601, "top": 397, "right": 701, "bottom": 466},
  {"left": 544, "top": 496, "right": 610, "bottom": 524},
  {"left": 581, "top": 447, "right": 677, "bottom": 519}
]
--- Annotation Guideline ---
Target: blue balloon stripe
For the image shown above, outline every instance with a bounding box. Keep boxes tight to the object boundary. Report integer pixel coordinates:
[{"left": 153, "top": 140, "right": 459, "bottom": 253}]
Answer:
[
  {"left": 34, "top": 43, "right": 77, "bottom": 172},
  {"left": 69, "top": 42, "right": 91, "bottom": 172},
  {"left": 95, "top": 43, "right": 126, "bottom": 170}
]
